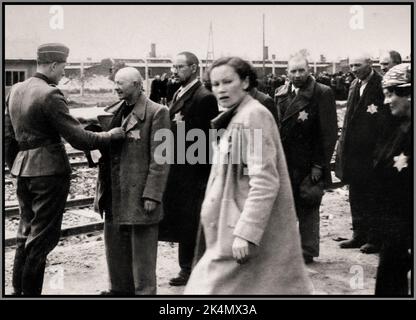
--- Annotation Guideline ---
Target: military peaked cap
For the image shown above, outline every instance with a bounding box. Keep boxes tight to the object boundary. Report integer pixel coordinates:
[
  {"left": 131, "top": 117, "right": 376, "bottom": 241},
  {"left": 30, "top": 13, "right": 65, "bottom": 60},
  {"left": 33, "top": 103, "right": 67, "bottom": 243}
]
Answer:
[{"left": 37, "top": 43, "right": 69, "bottom": 63}]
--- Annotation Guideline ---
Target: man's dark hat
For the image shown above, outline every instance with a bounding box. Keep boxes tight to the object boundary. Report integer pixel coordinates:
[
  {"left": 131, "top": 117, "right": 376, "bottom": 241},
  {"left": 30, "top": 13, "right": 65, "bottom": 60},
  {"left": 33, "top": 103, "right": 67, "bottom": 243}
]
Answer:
[
  {"left": 299, "top": 175, "right": 324, "bottom": 207},
  {"left": 37, "top": 43, "right": 69, "bottom": 63}
]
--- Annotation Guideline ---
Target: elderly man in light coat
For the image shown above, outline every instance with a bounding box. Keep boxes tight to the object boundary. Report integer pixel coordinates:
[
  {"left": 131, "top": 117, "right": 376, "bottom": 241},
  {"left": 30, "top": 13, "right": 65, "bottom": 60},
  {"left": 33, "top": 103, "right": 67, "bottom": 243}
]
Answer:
[{"left": 94, "top": 67, "right": 170, "bottom": 295}]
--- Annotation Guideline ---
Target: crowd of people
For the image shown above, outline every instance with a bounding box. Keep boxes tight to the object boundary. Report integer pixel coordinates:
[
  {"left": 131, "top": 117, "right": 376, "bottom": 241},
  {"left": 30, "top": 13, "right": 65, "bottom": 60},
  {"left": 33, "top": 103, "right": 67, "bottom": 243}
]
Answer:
[
  {"left": 257, "top": 71, "right": 353, "bottom": 101},
  {"left": 4, "top": 43, "right": 411, "bottom": 297},
  {"left": 149, "top": 73, "right": 181, "bottom": 106},
  {"left": 254, "top": 50, "right": 403, "bottom": 103}
]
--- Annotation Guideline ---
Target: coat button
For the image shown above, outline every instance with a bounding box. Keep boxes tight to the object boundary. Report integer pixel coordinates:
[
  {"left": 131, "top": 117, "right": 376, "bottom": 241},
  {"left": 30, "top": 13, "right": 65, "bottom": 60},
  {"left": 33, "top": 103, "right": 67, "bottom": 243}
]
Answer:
[{"left": 209, "top": 222, "right": 216, "bottom": 228}]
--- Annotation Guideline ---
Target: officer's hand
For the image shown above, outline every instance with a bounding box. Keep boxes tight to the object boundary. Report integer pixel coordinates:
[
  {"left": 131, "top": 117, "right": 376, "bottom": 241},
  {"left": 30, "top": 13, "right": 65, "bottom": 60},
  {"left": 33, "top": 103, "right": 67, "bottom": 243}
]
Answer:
[
  {"left": 144, "top": 199, "right": 158, "bottom": 214},
  {"left": 108, "top": 127, "right": 125, "bottom": 140},
  {"left": 232, "top": 236, "right": 251, "bottom": 264},
  {"left": 311, "top": 166, "right": 323, "bottom": 183}
]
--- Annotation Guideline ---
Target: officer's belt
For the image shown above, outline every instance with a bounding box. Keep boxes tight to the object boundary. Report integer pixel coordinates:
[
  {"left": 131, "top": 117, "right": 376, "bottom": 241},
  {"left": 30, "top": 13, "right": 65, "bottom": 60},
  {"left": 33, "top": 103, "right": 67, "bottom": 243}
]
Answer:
[{"left": 18, "top": 139, "right": 62, "bottom": 151}]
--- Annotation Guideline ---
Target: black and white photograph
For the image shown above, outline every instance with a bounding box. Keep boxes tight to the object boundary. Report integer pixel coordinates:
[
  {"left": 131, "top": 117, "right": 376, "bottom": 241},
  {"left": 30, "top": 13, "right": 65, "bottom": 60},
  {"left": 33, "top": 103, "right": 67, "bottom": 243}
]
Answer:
[{"left": 2, "top": 1, "right": 413, "bottom": 301}]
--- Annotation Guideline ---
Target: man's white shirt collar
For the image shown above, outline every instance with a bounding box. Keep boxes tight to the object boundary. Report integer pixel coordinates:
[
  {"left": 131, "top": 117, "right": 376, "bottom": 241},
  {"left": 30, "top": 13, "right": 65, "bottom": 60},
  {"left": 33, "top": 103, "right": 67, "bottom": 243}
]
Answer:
[
  {"left": 359, "top": 69, "right": 373, "bottom": 96},
  {"left": 291, "top": 85, "right": 299, "bottom": 95},
  {"left": 178, "top": 79, "right": 199, "bottom": 99}
]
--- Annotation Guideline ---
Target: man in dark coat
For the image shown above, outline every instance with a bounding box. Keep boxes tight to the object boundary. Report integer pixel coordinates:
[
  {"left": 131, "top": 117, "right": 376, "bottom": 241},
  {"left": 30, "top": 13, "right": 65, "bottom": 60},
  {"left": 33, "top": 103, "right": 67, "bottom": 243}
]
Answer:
[
  {"left": 4, "top": 43, "right": 125, "bottom": 295},
  {"left": 160, "top": 51, "right": 218, "bottom": 286},
  {"left": 166, "top": 76, "right": 181, "bottom": 104},
  {"left": 96, "top": 67, "right": 170, "bottom": 295},
  {"left": 149, "top": 74, "right": 162, "bottom": 103},
  {"left": 159, "top": 73, "right": 168, "bottom": 105},
  {"left": 275, "top": 54, "right": 338, "bottom": 264},
  {"left": 249, "top": 87, "right": 279, "bottom": 125},
  {"left": 335, "top": 53, "right": 394, "bottom": 253}
]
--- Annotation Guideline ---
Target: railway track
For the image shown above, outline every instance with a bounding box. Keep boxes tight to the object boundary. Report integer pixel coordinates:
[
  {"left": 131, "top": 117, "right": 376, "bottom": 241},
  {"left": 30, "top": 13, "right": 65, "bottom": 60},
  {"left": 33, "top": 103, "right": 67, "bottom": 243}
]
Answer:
[
  {"left": 4, "top": 147, "right": 99, "bottom": 247},
  {"left": 5, "top": 196, "right": 100, "bottom": 247},
  {"left": 5, "top": 196, "right": 95, "bottom": 218},
  {"left": 4, "top": 150, "right": 89, "bottom": 175}
]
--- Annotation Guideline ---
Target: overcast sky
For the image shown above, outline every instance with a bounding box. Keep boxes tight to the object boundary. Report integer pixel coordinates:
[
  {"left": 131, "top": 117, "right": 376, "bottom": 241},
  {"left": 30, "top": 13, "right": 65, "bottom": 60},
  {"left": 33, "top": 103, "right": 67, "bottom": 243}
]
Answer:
[{"left": 5, "top": 4, "right": 411, "bottom": 62}]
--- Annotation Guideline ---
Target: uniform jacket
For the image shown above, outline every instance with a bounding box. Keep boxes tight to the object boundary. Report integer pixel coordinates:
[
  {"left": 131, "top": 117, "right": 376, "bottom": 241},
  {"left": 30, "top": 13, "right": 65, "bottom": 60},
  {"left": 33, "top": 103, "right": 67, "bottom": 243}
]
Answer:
[
  {"left": 184, "top": 95, "right": 312, "bottom": 294},
  {"left": 335, "top": 70, "right": 394, "bottom": 183},
  {"left": 4, "top": 73, "right": 111, "bottom": 177},
  {"left": 275, "top": 76, "right": 338, "bottom": 187},
  {"left": 94, "top": 93, "right": 170, "bottom": 225},
  {"left": 159, "top": 81, "right": 219, "bottom": 242}
]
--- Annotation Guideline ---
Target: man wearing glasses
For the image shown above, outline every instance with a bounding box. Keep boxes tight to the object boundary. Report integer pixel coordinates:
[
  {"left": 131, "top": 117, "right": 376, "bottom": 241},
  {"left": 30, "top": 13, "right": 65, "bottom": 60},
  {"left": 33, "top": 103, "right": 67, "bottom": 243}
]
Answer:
[{"left": 160, "top": 52, "right": 218, "bottom": 286}]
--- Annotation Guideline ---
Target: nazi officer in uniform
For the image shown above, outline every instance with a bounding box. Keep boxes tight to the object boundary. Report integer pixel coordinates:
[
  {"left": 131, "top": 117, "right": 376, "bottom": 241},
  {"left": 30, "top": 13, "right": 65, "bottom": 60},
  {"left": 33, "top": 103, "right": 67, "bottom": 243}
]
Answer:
[{"left": 4, "top": 43, "right": 125, "bottom": 296}]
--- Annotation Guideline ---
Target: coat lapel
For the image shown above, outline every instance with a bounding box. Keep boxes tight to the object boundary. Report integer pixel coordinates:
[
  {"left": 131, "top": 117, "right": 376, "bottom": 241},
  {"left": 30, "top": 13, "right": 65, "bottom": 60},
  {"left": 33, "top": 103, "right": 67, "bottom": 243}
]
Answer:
[
  {"left": 343, "top": 78, "right": 359, "bottom": 125},
  {"left": 169, "top": 81, "right": 201, "bottom": 117},
  {"left": 359, "top": 71, "right": 379, "bottom": 104},
  {"left": 275, "top": 83, "right": 290, "bottom": 123},
  {"left": 350, "top": 71, "right": 379, "bottom": 121},
  {"left": 104, "top": 100, "right": 124, "bottom": 115},
  {"left": 122, "top": 93, "right": 147, "bottom": 132},
  {"left": 123, "top": 115, "right": 138, "bottom": 132},
  {"left": 282, "top": 77, "right": 315, "bottom": 122},
  {"left": 100, "top": 100, "right": 124, "bottom": 130}
]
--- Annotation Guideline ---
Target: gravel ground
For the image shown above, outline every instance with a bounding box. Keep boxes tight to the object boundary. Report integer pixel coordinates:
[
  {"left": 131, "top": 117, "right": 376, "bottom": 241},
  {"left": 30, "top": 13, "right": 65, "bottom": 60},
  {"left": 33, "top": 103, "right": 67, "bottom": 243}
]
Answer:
[
  {"left": 5, "top": 165, "right": 100, "bottom": 240},
  {"left": 5, "top": 207, "right": 100, "bottom": 240},
  {"left": 4, "top": 186, "right": 381, "bottom": 296}
]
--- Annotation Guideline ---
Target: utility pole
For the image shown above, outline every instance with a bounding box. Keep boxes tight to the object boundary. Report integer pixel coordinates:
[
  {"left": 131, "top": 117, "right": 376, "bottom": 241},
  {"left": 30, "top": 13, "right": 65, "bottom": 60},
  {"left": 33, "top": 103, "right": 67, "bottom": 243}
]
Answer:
[
  {"left": 80, "top": 61, "right": 84, "bottom": 97},
  {"left": 206, "top": 21, "right": 215, "bottom": 73},
  {"left": 262, "top": 14, "right": 265, "bottom": 79},
  {"left": 145, "top": 56, "right": 149, "bottom": 96}
]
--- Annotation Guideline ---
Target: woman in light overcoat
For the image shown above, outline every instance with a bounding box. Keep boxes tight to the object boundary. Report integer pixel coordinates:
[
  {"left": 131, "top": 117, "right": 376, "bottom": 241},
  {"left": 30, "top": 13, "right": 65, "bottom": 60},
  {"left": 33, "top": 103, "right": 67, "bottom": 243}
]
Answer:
[{"left": 184, "top": 57, "right": 312, "bottom": 294}]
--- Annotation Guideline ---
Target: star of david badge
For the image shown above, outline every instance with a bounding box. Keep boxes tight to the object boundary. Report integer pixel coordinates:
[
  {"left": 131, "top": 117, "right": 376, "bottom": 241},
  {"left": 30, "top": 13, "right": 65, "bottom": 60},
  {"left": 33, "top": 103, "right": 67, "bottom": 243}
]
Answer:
[
  {"left": 393, "top": 152, "right": 408, "bottom": 172},
  {"left": 173, "top": 113, "right": 184, "bottom": 123},
  {"left": 367, "top": 104, "right": 378, "bottom": 114},
  {"left": 298, "top": 111, "right": 308, "bottom": 122}
]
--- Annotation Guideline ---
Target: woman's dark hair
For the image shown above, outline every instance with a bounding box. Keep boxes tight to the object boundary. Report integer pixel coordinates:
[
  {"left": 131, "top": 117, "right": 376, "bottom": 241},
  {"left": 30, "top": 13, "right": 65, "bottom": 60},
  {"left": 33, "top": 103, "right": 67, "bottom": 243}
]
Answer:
[
  {"left": 208, "top": 57, "right": 258, "bottom": 91},
  {"left": 385, "top": 86, "right": 411, "bottom": 97}
]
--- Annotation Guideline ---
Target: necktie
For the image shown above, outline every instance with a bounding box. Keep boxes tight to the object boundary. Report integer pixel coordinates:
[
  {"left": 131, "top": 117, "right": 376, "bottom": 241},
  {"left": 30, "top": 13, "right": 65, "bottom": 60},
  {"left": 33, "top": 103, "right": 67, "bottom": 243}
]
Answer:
[
  {"left": 172, "top": 89, "right": 181, "bottom": 103},
  {"left": 353, "top": 80, "right": 362, "bottom": 104},
  {"left": 349, "top": 80, "right": 362, "bottom": 115},
  {"left": 290, "top": 86, "right": 297, "bottom": 101},
  {"left": 357, "top": 80, "right": 362, "bottom": 96}
]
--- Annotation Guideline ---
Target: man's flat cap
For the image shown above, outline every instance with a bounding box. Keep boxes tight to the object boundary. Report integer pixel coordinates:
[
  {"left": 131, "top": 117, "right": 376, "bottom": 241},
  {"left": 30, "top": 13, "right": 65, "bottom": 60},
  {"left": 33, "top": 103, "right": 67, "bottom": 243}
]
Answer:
[{"left": 37, "top": 43, "right": 69, "bottom": 63}]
